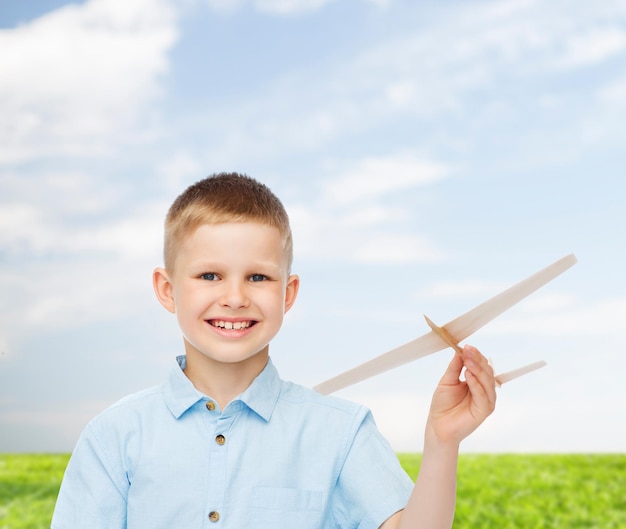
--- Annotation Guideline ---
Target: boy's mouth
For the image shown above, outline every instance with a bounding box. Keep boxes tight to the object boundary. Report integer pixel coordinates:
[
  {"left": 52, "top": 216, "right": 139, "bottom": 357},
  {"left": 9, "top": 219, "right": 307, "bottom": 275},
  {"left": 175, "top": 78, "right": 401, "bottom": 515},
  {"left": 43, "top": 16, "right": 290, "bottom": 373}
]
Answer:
[{"left": 208, "top": 320, "right": 255, "bottom": 330}]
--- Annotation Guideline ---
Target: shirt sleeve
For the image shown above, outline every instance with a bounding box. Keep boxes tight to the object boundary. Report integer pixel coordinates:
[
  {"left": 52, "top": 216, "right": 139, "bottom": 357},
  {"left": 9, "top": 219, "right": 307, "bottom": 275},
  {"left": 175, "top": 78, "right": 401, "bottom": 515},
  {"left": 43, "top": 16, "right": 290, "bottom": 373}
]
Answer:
[
  {"left": 51, "top": 422, "right": 129, "bottom": 529},
  {"left": 332, "top": 409, "right": 414, "bottom": 529}
]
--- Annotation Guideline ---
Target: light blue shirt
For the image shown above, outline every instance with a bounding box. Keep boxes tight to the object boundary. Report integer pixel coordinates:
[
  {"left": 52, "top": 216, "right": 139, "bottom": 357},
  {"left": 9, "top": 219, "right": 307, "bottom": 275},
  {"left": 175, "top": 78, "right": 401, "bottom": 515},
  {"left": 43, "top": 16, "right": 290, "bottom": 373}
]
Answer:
[{"left": 52, "top": 357, "right": 413, "bottom": 528}]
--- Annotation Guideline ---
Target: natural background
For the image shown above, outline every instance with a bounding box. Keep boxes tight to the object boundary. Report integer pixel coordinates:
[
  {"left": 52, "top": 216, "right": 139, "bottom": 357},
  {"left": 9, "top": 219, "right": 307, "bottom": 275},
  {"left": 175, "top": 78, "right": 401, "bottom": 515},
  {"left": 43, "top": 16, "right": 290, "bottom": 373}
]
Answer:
[
  {"left": 1, "top": 0, "right": 625, "bottom": 454},
  {"left": 2, "top": 454, "right": 626, "bottom": 528}
]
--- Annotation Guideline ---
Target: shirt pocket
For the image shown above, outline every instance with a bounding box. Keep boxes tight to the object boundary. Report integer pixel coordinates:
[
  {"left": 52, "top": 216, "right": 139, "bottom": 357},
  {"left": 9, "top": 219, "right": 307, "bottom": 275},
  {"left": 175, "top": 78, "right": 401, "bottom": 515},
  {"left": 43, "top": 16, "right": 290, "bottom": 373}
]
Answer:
[{"left": 251, "top": 486, "right": 325, "bottom": 529}]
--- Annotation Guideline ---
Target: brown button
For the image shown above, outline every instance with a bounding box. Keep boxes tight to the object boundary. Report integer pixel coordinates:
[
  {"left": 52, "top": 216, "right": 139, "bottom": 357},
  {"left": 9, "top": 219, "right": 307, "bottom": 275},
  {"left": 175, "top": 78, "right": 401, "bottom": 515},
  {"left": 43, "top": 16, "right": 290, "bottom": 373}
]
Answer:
[
  {"left": 205, "top": 401, "right": 215, "bottom": 411},
  {"left": 215, "top": 434, "right": 226, "bottom": 445},
  {"left": 208, "top": 511, "right": 220, "bottom": 522}
]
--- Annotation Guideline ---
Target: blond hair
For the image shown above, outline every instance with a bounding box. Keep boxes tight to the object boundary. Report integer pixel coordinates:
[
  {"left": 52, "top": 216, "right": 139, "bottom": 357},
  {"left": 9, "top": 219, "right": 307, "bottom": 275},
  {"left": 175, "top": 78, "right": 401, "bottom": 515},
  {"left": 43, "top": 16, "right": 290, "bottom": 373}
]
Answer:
[{"left": 163, "top": 172, "right": 293, "bottom": 272}]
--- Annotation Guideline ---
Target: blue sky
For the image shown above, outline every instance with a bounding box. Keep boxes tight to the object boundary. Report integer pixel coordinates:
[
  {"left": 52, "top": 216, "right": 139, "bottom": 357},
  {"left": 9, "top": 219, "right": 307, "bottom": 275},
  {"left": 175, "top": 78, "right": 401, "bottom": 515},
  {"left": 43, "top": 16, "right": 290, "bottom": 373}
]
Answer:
[{"left": 1, "top": 0, "right": 625, "bottom": 453}]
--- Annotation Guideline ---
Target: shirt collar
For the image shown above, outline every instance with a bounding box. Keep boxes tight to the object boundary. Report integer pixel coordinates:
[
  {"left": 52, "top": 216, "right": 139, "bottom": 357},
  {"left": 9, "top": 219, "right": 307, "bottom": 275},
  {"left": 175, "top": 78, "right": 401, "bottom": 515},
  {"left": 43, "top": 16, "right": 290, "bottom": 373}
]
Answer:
[
  {"left": 163, "top": 355, "right": 281, "bottom": 421},
  {"left": 236, "top": 358, "right": 281, "bottom": 422}
]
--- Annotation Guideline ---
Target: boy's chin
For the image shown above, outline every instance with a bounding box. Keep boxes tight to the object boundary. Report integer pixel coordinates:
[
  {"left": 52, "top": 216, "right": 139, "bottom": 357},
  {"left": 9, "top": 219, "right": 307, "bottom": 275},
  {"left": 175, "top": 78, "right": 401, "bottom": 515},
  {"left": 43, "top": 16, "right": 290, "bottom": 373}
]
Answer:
[{"left": 186, "top": 347, "right": 270, "bottom": 366}]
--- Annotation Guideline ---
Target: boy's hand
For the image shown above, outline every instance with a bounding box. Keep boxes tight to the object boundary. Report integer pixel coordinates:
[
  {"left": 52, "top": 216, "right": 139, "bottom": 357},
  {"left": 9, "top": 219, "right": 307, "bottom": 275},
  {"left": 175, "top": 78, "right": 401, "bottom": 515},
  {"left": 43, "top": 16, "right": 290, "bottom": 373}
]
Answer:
[{"left": 426, "top": 345, "right": 497, "bottom": 446}]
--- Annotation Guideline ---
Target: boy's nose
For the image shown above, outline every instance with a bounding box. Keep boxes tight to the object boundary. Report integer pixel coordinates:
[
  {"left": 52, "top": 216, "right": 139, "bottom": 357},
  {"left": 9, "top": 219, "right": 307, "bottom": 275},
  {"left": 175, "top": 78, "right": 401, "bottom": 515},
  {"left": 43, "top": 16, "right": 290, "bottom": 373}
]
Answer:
[{"left": 218, "top": 281, "right": 250, "bottom": 309}]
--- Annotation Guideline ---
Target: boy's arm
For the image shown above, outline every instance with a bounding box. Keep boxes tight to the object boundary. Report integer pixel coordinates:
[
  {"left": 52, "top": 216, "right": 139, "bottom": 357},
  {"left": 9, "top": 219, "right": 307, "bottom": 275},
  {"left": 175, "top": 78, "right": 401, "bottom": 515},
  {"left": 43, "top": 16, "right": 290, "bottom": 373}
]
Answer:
[{"left": 382, "top": 345, "right": 496, "bottom": 529}]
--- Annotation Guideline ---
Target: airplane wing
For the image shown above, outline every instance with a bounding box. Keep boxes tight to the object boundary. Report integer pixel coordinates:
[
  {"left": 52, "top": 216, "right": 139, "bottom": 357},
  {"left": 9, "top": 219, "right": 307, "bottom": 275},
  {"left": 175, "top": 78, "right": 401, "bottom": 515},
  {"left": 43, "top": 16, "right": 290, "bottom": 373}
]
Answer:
[{"left": 314, "top": 253, "right": 577, "bottom": 395}]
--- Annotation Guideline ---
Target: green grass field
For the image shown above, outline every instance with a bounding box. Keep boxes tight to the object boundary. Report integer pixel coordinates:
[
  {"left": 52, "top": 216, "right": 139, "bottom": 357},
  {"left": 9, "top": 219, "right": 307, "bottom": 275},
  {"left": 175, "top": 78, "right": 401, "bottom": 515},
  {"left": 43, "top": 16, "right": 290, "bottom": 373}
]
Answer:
[
  {"left": 1, "top": 453, "right": 624, "bottom": 528},
  {"left": 0, "top": 454, "right": 69, "bottom": 529}
]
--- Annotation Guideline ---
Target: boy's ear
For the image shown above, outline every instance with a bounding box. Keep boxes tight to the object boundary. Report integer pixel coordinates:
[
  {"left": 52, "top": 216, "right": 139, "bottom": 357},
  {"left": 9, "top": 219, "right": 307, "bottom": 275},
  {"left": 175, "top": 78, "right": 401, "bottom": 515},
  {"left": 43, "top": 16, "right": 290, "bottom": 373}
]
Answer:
[
  {"left": 153, "top": 267, "right": 176, "bottom": 314},
  {"left": 284, "top": 274, "right": 300, "bottom": 314}
]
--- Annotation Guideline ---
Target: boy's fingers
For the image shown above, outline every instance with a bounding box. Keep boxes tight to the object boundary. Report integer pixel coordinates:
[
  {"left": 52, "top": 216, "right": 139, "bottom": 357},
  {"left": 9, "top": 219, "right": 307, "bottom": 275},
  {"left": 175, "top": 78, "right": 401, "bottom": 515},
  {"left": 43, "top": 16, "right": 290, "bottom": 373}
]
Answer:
[
  {"left": 439, "top": 352, "right": 464, "bottom": 385},
  {"left": 465, "top": 368, "right": 496, "bottom": 411},
  {"left": 462, "top": 345, "right": 497, "bottom": 410}
]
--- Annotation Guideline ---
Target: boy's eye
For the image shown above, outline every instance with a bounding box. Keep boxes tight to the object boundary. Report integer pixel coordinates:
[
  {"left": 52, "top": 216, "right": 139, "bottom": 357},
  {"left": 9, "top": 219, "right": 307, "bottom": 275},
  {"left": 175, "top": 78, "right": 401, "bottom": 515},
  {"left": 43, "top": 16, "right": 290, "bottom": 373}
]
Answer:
[
  {"left": 200, "top": 273, "right": 219, "bottom": 281},
  {"left": 249, "top": 274, "right": 268, "bottom": 282}
]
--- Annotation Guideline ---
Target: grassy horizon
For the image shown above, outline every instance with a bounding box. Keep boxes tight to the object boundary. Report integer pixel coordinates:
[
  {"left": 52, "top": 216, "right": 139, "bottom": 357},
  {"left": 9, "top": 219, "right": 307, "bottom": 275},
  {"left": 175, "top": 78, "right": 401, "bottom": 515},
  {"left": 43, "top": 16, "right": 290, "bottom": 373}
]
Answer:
[{"left": 1, "top": 453, "right": 625, "bottom": 528}]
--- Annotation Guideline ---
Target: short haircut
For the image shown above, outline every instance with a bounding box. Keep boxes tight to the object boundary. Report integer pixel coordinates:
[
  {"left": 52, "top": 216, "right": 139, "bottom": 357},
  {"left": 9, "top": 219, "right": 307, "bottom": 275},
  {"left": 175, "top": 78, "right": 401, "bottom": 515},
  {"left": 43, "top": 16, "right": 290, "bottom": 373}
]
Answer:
[{"left": 163, "top": 172, "right": 293, "bottom": 272}]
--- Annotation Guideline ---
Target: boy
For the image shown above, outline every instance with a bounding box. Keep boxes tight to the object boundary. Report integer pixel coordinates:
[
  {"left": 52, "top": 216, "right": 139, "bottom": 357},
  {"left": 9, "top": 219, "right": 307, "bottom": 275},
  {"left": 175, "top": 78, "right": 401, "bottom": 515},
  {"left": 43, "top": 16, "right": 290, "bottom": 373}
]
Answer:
[{"left": 52, "top": 172, "right": 496, "bottom": 528}]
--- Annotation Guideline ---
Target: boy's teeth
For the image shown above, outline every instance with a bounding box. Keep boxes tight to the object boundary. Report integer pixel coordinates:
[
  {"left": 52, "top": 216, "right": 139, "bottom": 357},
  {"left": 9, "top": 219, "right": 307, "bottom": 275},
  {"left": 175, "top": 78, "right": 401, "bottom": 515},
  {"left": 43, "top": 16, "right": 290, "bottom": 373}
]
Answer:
[{"left": 212, "top": 320, "right": 251, "bottom": 330}]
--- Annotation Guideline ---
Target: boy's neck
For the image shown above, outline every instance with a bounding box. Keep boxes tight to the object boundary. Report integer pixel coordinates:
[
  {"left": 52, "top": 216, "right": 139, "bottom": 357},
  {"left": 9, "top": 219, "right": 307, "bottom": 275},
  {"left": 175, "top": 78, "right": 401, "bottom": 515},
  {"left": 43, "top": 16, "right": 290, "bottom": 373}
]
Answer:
[{"left": 182, "top": 346, "right": 270, "bottom": 410}]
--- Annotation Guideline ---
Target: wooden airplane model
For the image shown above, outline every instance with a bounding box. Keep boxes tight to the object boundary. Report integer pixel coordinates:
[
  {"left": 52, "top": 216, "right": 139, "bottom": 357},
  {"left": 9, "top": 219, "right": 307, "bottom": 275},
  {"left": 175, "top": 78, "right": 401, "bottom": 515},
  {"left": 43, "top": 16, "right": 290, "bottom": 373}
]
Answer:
[{"left": 314, "top": 253, "right": 577, "bottom": 395}]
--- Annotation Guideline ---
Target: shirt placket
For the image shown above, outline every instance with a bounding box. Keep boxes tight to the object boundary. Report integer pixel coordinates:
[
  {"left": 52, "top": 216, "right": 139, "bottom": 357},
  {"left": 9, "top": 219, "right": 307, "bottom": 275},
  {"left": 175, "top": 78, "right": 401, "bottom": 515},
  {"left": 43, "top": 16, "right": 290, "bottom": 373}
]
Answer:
[{"left": 204, "top": 400, "right": 238, "bottom": 527}]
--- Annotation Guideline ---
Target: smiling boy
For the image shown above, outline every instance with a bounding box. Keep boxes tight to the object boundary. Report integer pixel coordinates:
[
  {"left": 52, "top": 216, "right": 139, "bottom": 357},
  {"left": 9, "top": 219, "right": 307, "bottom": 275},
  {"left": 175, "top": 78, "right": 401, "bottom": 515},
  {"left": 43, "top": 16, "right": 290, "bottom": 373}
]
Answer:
[
  {"left": 155, "top": 221, "right": 298, "bottom": 408},
  {"left": 52, "top": 172, "right": 496, "bottom": 529}
]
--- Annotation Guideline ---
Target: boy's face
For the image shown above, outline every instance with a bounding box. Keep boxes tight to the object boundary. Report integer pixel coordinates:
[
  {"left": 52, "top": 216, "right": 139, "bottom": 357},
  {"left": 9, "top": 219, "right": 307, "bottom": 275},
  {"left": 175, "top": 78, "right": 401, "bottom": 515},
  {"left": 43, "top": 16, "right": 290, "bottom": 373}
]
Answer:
[{"left": 154, "top": 222, "right": 299, "bottom": 368}]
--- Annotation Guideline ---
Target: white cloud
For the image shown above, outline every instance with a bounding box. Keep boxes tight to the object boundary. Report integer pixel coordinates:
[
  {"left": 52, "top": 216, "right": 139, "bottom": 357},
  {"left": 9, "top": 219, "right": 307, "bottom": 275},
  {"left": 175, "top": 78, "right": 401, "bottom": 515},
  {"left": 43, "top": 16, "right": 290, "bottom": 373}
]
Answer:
[
  {"left": 157, "top": 150, "right": 203, "bottom": 195},
  {"left": 0, "top": 0, "right": 178, "bottom": 164},
  {"left": 204, "top": 0, "right": 245, "bottom": 13},
  {"left": 0, "top": 172, "right": 166, "bottom": 343},
  {"left": 341, "top": 205, "right": 406, "bottom": 227},
  {"left": 354, "top": 233, "right": 444, "bottom": 264},
  {"left": 554, "top": 27, "right": 626, "bottom": 69},
  {"left": 206, "top": 0, "right": 342, "bottom": 15},
  {"left": 418, "top": 280, "right": 508, "bottom": 301},
  {"left": 598, "top": 75, "right": 626, "bottom": 104},
  {"left": 255, "top": 0, "right": 335, "bottom": 15},
  {"left": 488, "top": 297, "right": 626, "bottom": 337},
  {"left": 575, "top": 71, "right": 626, "bottom": 146},
  {"left": 386, "top": 82, "right": 416, "bottom": 107},
  {"left": 286, "top": 153, "right": 450, "bottom": 264},
  {"left": 206, "top": 0, "right": 388, "bottom": 15},
  {"left": 0, "top": 203, "right": 43, "bottom": 252},
  {"left": 322, "top": 155, "right": 451, "bottom": 206},
  {"left": 0, "top": 244, "right": 158, "bottom": 348},
  {"left": 0, "top": 169, "right": 165, "bottom": 259},
  {"left": 514, "top": 292, "right": 576, "bottom": 313},
  {"left": 1, "top": 170, "right": 124, "bottom": 217},
  {"left": 292, "top": 209, "right": 445, "bottom": 264},
  {"left": 65, "top": 208, "right": 164, "bottom": 259},
  {"left": 291, "top": 201, "right": 444, "bottom": 265}
]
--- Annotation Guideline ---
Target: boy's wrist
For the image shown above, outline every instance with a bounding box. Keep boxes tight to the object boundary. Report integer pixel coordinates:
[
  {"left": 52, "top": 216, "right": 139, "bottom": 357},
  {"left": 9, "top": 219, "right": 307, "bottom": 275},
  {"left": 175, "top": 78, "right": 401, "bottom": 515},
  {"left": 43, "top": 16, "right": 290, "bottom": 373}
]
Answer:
[{"left": 423, "top": 423, "right": 462, "bottom": 456}]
